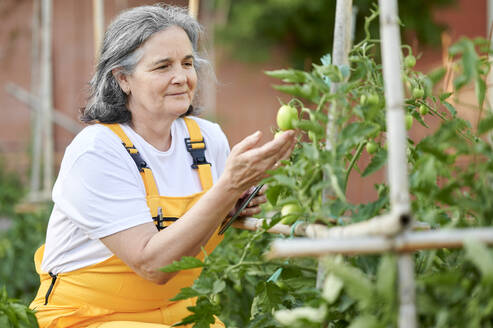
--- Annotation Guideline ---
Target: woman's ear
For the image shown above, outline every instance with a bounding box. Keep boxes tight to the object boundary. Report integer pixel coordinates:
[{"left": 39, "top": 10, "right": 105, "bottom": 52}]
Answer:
[{"left": 112, "top": 68, "right": 130, "bottom": 95}]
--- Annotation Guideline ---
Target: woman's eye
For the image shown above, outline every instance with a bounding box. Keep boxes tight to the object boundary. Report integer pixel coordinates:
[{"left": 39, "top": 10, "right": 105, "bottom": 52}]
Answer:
[
  {"left": 184, "top": 62, "right": 194, "bottom": 67},
  {"left": 156, "top": 65, "right": 169, "bottom": 70}
]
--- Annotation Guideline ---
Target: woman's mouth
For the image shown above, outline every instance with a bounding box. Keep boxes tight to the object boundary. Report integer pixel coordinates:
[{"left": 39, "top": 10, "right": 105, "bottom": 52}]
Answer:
[{"left": 167, "top": 92, "right": 187, "bottom": 96}]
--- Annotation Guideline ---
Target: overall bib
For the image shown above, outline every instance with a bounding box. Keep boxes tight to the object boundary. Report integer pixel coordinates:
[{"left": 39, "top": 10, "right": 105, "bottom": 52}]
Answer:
[{"left": 30, "top": 118, "right": 225, "bottom": 328}]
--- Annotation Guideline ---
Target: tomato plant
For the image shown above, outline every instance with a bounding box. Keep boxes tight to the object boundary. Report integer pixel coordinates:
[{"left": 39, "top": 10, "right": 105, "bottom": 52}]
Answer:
[
  {"left": 0, "top": 286, "right": 38, "bottom": 328},
  {"left": 162, "top": 11, "right": 493, "bottom": 328}
]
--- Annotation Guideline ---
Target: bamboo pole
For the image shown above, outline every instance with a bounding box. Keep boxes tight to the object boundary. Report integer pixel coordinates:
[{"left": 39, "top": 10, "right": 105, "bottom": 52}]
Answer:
[
  {"left": 266, "top": 227, "right": 493, "bottom": 258},
  {"left": 324, "top": 0, "right": 352, "bottom": 154},
  {"left": 487, "top": 0, "right": 493, "bottom": 147},
  {"left": 40, "top": 0, "right": 54, "bottom": 194},
  {"left": 398, "top": 254, "right": 416, "bottom": 328},
  {"left": 200, "top": 0, "right": 217, "bottom": 120},
  {"left": 232, "top": 218, "right": 295, "bottom": 235},
  {"left": 188, "top": 0, "right": 199, "bottom": 19},
  {"left": 93, "top": 0, "right": 104, "bottom": 61},
  {"left": 378, "top": 0, "right": 415, "bottom": 326},
  {"left": 320, "top": 0, "right": 353, "bottom": 289},
  {"left": 231, "top": 216, "right": 429, "bottom": 237},
  {"left": 6, "top": 83, "right": 82, "bottom": 134},
  {"left": 378, "top": 0, "right": 410, "bottom": 222},
  {"left": 29, "top": 0, "right": 42, "bottom": 199}
]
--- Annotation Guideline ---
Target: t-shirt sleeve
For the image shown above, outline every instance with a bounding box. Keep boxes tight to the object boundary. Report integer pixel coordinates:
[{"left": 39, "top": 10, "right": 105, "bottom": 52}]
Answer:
[
  {"left": 212, "top": 123, "right": 230, "bottom": 178},
  {"left": 54, "top": 145, "right": 153, "bottom": 240}
]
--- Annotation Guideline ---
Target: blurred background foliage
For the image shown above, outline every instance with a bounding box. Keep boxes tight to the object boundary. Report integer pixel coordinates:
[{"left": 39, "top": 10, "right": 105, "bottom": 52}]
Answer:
[{"left": 213, "top": 0, "right": 456, "bottom": 67}]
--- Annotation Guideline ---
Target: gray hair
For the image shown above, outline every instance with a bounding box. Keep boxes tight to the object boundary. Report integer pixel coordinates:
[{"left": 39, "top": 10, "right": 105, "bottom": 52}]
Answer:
[{"left": 81, "top": 4, "right": 208, "bottom": 123}]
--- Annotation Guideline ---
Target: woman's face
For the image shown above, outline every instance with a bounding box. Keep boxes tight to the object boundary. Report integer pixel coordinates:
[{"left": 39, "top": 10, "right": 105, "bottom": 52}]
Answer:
[{"left": 120, "top": 26, "right": 197, "bottom": 121}]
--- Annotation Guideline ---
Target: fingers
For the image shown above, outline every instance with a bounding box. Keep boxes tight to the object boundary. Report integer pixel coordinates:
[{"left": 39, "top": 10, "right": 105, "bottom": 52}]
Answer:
[
  {"left": 238, "top": 192, "right": 267, "bottom": 217},
  {"left": 247, "top": 193, "right": 267, "bottom": 207},
  {"left": 240, "top": 206, "right": 261, "bottom": 217},
  {"left": 231, "top": 131, "right": 263, "bottom": 155},
  {"left": 277, "top": 135, "right": 297, "bottom": 162},
  {"left": 253, "top": 130, "right": 296, "bottom": 159},
  {"left": 221, "top": 130, "right": 296, "bottom": 194}
]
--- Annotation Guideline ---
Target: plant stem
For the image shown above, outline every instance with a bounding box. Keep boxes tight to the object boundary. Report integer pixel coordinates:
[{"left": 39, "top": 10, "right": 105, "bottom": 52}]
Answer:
[{"left": 344, "top": 141, "right": 366, "bottom": 191}]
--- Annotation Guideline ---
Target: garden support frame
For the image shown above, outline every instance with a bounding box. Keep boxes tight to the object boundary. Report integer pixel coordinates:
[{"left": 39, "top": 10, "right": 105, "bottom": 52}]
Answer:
[{"left": 233, "top": 1, "right": 492, "bottom": 327}]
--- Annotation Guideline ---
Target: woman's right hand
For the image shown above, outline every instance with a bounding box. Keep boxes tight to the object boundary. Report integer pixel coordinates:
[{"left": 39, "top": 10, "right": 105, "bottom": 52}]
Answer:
[{"left": 220, "top": 130, "right": 296, "bottom": 197}]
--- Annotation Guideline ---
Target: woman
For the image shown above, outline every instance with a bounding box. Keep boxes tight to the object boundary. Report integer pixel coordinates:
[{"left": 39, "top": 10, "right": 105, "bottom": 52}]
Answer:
[{"left": 30, "top": 4, "right": 295, "bottom": 328}]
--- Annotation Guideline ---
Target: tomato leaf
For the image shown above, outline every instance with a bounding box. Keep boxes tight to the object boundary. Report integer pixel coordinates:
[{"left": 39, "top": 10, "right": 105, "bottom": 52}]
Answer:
[
  {"left": 347, "top": 314, "right": 379, "bottom": 328},
  {"left": 475, "top": 76, "right": 486, "bottom": 108},
  {"left": 442, "top": 101, "right": 457, "bottom": 117},
  {"left": 376, "top": 255, "right": 396, "bottom": 305},
  {"left": 212, "top": 280, "right": 226, "bottom": 294},
  {"left": 160, "top": 256, "right": 204, "bottom": 273},
  {"left": 272, "top": 175, "right": 297, "bottom": 188},
  {"left": 170, "top": 287, "right": 202, "bottom": 301},
  {"left": 264, "top": 69, "right": 308, "bottom": 83},
  {"left": 464, "top": 239, "right": 493, "bottom": 284},
  {"left": 478, "top": 115, "right": 493, "bottom": 135},
  {"left": 265, "top": 185, "right": 283, "bottom": 206},
  {"left": 323, "top": 258, "right": 374, "bottom": 309},
  {"left": 362, "top": 148, "right": 387, "bottom": 177},
  {"left": 439, "top": 92, "right": 453, "bottom": 101},
  {"left": 322, "top": 274, "right": 344, "bottom": 304},
  {"left": 172, "top": 296, "right": 219, "bottom": 328}
]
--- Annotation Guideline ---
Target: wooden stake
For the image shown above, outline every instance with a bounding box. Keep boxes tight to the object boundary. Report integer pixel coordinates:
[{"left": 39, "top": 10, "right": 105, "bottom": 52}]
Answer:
[
  {"left": 29, "top": 0, "right": 42, "bottom": 198},
  {"left": 40, "top": 0, "right": 54, "bottom": 194},
  {"left": 93, "top": 0, "right": 104, "bottom": 61},
  {"left": 6, "top": 83, "right": 82, "bottom": 134},
  {"left": 267, "top": 227, "right": 493, "bottom": 258},
  {"left": 321, "top": 0, "right": 353, "bottom": 289},
  {"left": 378, "top": 0, "right": 410, "bottom": 220},
  {"left": 200, "top": 0, "right": 217, "bottom": 119},
  {"left": 231, "top": 216, "right": 428, "bottom": 237},
  {"left": 324, "top": 0, "right": 353, "bottom": 152},
  {"left": 188, "top": 0, "right": 199, "bottom": 19},
  {"left": 378, "top": 0, "right": 415, "bottom": 325},
  {"left": 398, "top": 254, "right": 417, "bottom": 328}
]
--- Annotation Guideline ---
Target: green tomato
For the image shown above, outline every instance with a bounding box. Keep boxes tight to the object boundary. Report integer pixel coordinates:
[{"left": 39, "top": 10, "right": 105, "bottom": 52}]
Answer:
[
  {"left": 274, "top": 131, "right": 283, "bottom": 139},
  {"left": 404, "top": 55, "right": 416, "bottom": 68},
  {"left": 280, "top": 203, "right": 301, "bottom": 225},
  {"left": 405, "top": 114, "right": 413, "bottom": 130},
  {"left": 276, "top": 105, "right": 298, "bottom": 131},
  {"left": 275, "top": 281, "right": 286, "bottom": 289},
  {"left": 233, "top": 283, "right": 242, "bottom": 293},
  {"left": 367, "top": 93, "right": 379, "bottom": 106},
  {"left": 412, "top": 87, "right": 424, "bottom": 99},
  {"left": 360, "top": 94, "right": 367, "bottom": 105},
  {"left": 419, "top": 104, "right": 429, "bottom": 116},
  {"left": 366, "top": 141, "right": 378, "bottom": 154},
  {"left": 212, "top": 294, "right": 221, "bottom": 306},
  {"left": 308, "top": 131, "right": 317, "bottom": 142}
]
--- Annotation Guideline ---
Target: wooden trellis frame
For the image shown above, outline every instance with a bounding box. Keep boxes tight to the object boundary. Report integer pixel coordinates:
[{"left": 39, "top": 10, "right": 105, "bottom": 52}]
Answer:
[{"left": 231, "top": 1, "right": 493, "bottom": 327}]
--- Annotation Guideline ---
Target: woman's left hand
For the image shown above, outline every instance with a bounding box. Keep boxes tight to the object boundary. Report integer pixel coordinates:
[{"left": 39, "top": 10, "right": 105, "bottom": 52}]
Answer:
[{"left": 230, "top": 185, "right": 267, "bottom": 218}]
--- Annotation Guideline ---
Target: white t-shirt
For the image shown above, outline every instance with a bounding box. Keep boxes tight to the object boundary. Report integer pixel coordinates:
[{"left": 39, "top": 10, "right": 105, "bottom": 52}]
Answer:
[{"left": 41, "top": 117, "right": 230, "bottom": 274}]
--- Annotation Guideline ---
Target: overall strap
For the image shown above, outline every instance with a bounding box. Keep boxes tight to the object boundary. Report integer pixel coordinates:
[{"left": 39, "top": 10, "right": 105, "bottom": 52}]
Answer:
[
  {"left": 100, "top": 123, "right": 161, "bottom": 217},
  {"left": 183, "top": 118, "right": 213, "bottom": 190}
]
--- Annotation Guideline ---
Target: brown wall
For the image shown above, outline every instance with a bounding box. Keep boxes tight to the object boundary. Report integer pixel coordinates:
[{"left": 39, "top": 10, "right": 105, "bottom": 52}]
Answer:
[{"left": 0, "top": 0, "right": 488, "bottom": 204}]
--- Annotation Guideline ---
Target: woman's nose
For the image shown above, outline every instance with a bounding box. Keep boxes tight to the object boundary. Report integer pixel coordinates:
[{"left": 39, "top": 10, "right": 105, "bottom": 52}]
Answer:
[{"left": 171, "top": 67, "right": 187, "bottom": 85}]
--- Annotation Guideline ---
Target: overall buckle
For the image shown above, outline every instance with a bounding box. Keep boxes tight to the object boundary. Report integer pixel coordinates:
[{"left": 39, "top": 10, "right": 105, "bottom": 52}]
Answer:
[{"left": 185, "top": 138, "right": 211, "bottom": 169}]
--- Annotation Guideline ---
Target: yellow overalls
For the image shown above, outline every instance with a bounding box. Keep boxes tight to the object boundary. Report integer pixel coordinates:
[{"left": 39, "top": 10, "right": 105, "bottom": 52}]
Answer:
[{"left": 30, "top": 118, "right": 225, "bottom": 328}]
